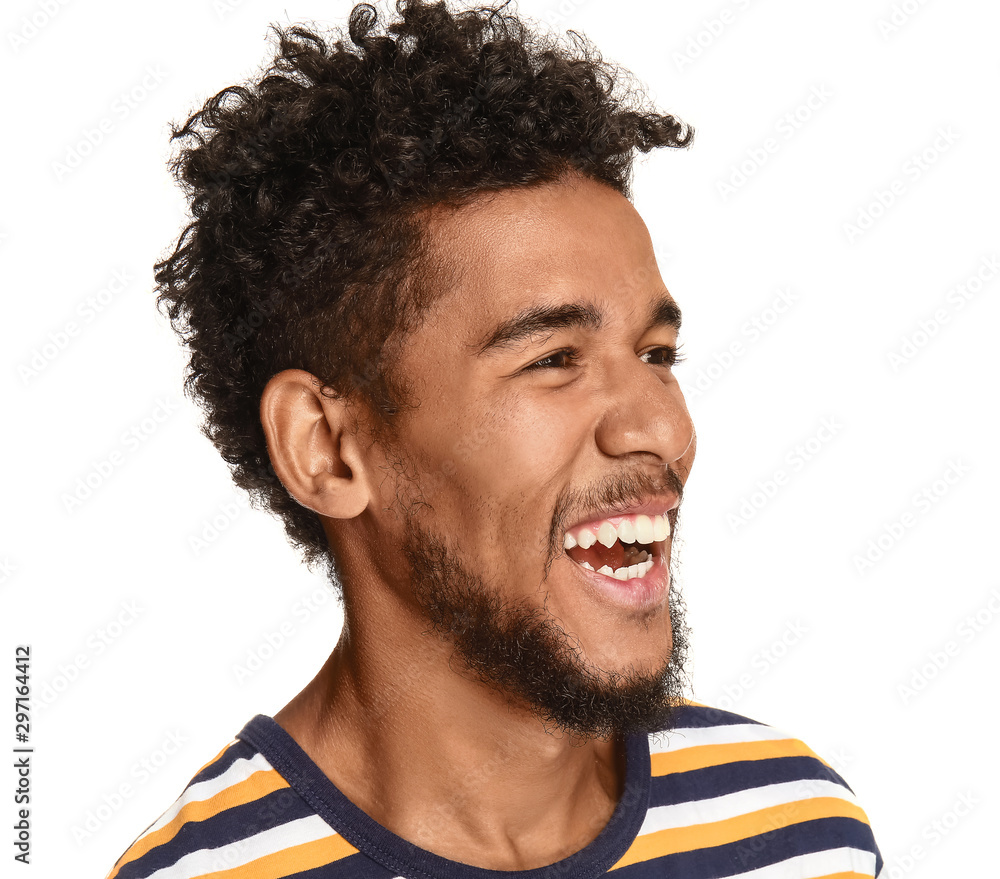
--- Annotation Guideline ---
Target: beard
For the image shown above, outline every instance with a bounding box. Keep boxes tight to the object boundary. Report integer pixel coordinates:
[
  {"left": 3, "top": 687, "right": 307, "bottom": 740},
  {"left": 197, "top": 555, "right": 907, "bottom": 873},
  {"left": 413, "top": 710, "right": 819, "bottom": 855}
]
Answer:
[{"left": 400, "top": 493, "right": 690, "bottom": 740}]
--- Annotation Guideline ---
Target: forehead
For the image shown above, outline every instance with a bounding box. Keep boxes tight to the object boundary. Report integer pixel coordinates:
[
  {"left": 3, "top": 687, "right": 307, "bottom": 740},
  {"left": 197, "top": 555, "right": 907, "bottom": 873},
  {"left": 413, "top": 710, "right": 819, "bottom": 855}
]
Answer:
[{"left": 415, "top": 173, "right": 666, "bottom": 337}]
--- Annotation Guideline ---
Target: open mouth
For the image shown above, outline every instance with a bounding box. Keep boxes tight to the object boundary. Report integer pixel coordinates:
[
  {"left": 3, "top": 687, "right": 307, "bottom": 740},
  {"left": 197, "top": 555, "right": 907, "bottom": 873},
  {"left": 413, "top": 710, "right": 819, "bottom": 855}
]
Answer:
[{"left": 562, "top": 513, "right": 671, "bottom": 581}]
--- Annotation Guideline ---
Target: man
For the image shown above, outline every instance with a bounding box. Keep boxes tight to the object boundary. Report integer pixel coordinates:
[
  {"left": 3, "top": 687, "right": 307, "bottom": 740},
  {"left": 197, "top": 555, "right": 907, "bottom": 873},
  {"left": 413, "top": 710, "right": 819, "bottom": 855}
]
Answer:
[{"left": 109, "top": 1, "right": 882, "bottom": 876}]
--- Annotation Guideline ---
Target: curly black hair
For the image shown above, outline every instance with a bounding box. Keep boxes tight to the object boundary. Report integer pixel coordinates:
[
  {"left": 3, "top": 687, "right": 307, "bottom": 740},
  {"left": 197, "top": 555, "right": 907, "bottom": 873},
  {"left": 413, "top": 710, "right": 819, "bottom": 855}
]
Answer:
[{"left": 155, "top": 0, "right": 692, "bottom": 577}]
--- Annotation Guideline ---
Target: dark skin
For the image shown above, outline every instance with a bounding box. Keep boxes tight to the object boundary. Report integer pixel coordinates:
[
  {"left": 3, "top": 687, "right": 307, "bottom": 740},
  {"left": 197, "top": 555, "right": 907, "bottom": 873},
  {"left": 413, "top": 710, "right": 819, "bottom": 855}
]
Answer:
[{"left": 261, "top": 171, "right": 696, "bottom": 870}]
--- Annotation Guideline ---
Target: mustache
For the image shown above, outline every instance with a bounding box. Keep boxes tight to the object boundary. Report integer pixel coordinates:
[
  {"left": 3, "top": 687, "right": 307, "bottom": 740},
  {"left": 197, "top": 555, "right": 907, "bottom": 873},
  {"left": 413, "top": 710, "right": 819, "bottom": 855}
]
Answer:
[{"left": 545, "top": 466, "right": 685, "bottom": 573}]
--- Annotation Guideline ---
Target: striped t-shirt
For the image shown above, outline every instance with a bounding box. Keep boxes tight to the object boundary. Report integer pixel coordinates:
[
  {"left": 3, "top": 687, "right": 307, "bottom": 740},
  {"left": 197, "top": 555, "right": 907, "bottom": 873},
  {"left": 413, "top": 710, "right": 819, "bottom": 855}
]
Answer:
[{"left": 107, "top": 704, "right": 882, "bottom": 878}]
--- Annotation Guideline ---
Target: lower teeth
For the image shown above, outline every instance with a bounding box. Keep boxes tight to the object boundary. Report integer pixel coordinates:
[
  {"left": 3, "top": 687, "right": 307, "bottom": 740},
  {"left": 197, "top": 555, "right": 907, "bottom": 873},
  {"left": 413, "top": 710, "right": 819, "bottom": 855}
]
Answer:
[{"left": 579, "top": 558, "right": 655, "bottom": 580}]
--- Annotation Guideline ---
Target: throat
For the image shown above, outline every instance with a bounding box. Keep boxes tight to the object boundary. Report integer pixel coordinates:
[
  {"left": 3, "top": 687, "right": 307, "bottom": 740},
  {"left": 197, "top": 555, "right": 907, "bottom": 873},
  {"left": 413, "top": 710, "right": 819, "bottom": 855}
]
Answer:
[{"left": 402, "top": 737, "right": 627, "bottom": 871}]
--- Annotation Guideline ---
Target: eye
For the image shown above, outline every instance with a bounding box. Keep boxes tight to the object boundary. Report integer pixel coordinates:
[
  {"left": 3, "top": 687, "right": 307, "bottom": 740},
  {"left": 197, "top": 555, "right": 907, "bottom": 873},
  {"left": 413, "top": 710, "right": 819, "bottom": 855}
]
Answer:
[
  {"left": 523, "top": 347, "right": 581, "bottom": 371},
  {"left": 640, "top": 344, "right": 685, "bottom": 367}
]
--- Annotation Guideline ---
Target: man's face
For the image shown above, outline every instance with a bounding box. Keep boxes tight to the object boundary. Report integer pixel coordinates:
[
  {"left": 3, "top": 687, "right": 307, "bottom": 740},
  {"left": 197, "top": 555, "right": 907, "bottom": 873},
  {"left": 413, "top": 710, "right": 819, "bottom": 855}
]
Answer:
[{"left": 360, "top": 173, "right": 696, "bottom": 737}]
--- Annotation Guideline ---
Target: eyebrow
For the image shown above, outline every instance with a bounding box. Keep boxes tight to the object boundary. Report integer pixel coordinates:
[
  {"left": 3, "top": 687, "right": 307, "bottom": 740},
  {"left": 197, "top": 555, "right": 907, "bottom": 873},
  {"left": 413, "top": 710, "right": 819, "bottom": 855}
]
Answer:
[
  {"left": 472, "top": 294, "right": 682, "bottom": 357},
  {"left": 473, "top": 302, "right": 602, "bottom": 355},
  {"left": 651, "top": 296, "right": 683, "bottom": 334}
]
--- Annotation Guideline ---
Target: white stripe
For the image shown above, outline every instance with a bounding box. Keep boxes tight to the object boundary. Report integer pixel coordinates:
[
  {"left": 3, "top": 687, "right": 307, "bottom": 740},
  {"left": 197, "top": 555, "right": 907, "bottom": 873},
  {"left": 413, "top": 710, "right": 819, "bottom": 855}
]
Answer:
[
  {"left": 649, "top": 723, "right": 798, "bottom": 753},
  {"left": 145, "top": 814, "right": 334, "bottom": 879},
  {"left": 636, "top": 779, "right": 857, "bottom": 836},
  {"left": 714, "top": 846, "right": 877, "bottom": 878},
  {"left": 137, "top": 752, "right": 275, "bottom": 841}
]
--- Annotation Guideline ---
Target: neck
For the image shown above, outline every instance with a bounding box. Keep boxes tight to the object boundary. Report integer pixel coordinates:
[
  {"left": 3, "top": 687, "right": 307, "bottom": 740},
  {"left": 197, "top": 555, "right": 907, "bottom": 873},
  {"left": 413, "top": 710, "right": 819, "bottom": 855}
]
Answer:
[{"left": 274, "top": 605, "right": 628, "bottom": 870}]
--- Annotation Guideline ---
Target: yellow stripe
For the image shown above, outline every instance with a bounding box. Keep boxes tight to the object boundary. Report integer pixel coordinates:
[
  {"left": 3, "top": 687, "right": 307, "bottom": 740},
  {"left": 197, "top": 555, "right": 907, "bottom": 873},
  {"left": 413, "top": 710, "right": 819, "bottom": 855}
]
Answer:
[
  {"left": 611, "top": 797, "right": 870, "bottom": 869},
  {"left": 810, "top": 873, "right": 873, "bottom": 878},
  {"left": 651, "top": 737, "right": 825, "bottom": 776},
  {"left": 197, "top": 833, "right": 360, "bottom": 878},
  {"left": 106, "top": 741, "right": 243, "bottom": 879},
  {"left": 192, "top": 740, "right": 240, "bottom": 779},
  {"left": 107, "top": 769, "right": 289, "bottom": 879}
]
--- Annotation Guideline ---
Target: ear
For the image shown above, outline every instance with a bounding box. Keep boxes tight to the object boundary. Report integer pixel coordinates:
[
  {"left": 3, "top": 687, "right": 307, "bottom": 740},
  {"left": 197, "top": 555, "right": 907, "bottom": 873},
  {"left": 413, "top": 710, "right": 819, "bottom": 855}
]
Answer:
[{"left": 259, "top": 369, "right": 372, "bottom": 519}]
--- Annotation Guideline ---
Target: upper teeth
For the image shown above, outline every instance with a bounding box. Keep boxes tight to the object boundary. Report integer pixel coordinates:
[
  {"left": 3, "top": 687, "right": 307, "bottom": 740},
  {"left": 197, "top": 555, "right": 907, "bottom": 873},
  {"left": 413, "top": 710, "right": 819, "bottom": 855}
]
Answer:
[{"left": 563, "top": 513, "right": 670, "bottom": 550}]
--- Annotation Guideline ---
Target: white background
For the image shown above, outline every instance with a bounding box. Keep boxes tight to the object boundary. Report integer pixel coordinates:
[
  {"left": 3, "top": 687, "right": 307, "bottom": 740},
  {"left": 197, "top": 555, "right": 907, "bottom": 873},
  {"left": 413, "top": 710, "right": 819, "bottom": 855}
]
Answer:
[{"left": 2, "top": 0, "right": 997, "bottom": 875}]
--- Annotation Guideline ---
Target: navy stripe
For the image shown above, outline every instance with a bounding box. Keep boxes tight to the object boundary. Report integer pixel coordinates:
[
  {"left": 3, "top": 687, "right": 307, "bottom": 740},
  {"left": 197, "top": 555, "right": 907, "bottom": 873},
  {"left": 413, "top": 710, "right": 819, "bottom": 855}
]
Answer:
[
  {"left": 650, "top": 755, "right": 852, "bottom": 808},
  {"left": 108, "top": 742, "right": 258, "bottom": 875},
  {"left": 616, "top": 816, "right": 880, "bottom": 878},
  {"left": 290, "top": 851, "right": 404, "bottom": 879},
  {"left": 114, "top": 787, "right": 313, "bottom": 879},
  {"left": 185, "top": 739, "right": 257, "bottom": 787},
  {"left": 661, "top": 704, "right": 767, "bottom": 731},
  {"left": 110, "top": 709, "right": 881, "bottom": 878}
]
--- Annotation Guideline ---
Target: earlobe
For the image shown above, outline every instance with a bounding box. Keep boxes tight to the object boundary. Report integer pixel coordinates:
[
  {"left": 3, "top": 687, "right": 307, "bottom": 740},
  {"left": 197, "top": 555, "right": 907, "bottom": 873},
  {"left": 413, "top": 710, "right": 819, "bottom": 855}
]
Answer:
[{"left": 259, "top": 369, "right": 371, "bottom": 519}]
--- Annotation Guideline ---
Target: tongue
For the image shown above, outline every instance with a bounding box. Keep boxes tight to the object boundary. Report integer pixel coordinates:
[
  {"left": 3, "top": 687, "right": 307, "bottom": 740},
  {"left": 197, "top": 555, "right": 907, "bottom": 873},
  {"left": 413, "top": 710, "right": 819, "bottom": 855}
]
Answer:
[{"left": 567, "top": 541, "right": 625, "bottom": 571}]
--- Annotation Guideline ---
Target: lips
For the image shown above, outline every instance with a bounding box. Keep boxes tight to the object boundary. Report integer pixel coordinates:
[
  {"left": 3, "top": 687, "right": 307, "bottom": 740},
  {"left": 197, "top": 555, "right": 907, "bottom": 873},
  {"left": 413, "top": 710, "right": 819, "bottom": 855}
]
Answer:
[
  {"left": 563, "top": 512, "right": 670, "bottom": 580},
  {"left": 557, "top": 498, "right": 677, "bottom": 611}
]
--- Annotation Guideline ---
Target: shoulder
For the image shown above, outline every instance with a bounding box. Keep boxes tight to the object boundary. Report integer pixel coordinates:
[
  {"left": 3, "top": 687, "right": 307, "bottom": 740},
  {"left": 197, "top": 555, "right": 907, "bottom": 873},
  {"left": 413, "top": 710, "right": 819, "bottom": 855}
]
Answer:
[
  {"left": 105, "top": 723, "right": 357, "bottom": 879},
  {"left": 650, "top": 701, "right": 838, "bottom": 762},
  {"left": 647, "top": 702, "right": 860, "bottom": 796},
  {"left": 626, "top": 702, "right": 883, "bottom": 877}
]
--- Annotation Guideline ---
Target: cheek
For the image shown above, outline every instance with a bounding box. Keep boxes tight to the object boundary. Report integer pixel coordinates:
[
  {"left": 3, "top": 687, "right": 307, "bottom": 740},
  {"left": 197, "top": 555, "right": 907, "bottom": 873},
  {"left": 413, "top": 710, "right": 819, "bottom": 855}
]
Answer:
[
  {"left": 424, "top": 393, "right": 566, "bottom": 487},
  {"left": 410, "top": 402, "right": 576, "bottom": 552},
  {"left": 488, "top": 392, "right": 584, "bottom": 467}
]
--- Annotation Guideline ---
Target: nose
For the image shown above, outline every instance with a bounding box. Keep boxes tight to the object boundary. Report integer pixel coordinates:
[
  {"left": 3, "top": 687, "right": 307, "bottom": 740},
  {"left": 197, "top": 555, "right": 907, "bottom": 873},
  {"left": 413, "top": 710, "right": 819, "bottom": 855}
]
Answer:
[{"left": 593, "top": 354, "right": 696, "bottom": 469}]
